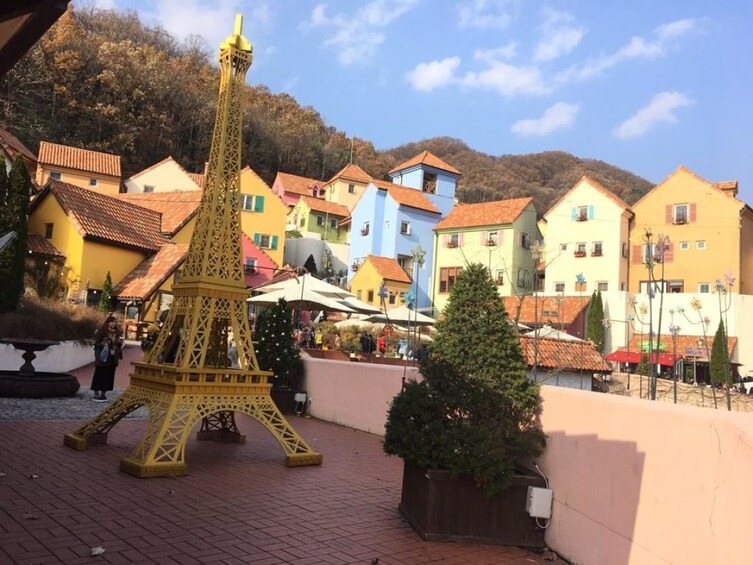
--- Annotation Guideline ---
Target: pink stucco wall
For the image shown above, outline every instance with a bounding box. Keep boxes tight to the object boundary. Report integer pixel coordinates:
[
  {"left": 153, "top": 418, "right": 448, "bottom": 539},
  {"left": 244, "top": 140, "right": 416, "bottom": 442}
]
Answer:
[
  {"left": 300, "top": 358, "right": 753, "bottom": 564},
  {"left": 301, "top": 357, "right": 420, "bottom": 436}
]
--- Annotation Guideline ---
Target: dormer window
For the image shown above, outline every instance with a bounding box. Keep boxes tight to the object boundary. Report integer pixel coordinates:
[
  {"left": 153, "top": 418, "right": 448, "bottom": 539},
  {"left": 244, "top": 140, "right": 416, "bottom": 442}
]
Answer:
[
  {"left": 50, "top": 172, "right": 61, "bottom": 181},
  {"left": 348, "top": 183, "right": 356, "bottom": 194},
  {"left": 423, "top": 172, "right": 437, "bottom": 194},
  {"left": 674, "top": 204, "right": 688, "bottom": 224}
]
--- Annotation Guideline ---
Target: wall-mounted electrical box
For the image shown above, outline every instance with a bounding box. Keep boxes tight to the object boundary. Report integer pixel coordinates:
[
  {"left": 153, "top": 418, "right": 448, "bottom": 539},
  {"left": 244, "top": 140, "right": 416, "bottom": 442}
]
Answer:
[{"left": 526, "top": 486, "right": 553, "bottom": 519}]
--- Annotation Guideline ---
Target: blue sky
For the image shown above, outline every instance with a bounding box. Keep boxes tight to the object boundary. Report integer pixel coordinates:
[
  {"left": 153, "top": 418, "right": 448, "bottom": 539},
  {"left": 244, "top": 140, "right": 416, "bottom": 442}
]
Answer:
[{"left": 93, "top": 0, "right": 753, "bottom": 203}]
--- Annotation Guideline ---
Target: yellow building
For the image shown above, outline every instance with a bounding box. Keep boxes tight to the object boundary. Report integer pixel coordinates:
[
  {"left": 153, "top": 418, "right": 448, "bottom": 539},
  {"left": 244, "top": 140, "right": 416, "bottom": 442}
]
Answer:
[
  {"left": 27, "top": 180, "right": 167, "bottom": 304},
  {"left": 36, "top": 141, "right": 121, "bottom": 194},
  {"left": 629, "top": 166, "right": 753, "bottom": 295},
  {"left": 322, "top": 163, "right": 373, "bottom": 213},
  {"left": 240, "top": 166, "right": 287, "bottom": 267},
  {"left": 349, "top": 255, "right": 412, "bottom": 309}
]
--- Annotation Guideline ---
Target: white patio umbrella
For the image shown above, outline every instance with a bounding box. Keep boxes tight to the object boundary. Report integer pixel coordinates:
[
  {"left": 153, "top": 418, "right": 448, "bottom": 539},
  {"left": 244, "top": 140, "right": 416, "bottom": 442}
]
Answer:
[
  {"left": 364, "top": 305, "right": 435, "bottom": 326},
  {"left": 247, "top": 285, "right": 357, "bottom": 313},
  {"left": 252, "top": 274, "right": 380, "bottom": 314}
]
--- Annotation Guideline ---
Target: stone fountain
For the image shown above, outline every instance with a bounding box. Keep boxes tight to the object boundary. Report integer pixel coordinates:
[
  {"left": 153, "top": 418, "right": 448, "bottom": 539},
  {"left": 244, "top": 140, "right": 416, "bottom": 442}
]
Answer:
[{"left": 0, "top": 337, "right": 80, "bottom": 397}]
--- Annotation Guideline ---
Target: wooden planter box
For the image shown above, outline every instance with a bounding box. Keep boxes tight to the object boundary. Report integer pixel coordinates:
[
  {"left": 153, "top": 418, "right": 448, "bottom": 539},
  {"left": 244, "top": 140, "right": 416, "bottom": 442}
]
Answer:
[
  {"left": 270, "top": 388, "right": 304, "bottom": 415},
  {"left": 398, "top": 461, "right": 547, "bottom": 548}
]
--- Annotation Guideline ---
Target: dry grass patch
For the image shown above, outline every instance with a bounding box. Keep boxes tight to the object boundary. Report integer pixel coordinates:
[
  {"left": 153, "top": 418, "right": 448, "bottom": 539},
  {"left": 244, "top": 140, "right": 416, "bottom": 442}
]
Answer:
[{"left": 0, "top": 298, "right": 104, "bottom": 342}]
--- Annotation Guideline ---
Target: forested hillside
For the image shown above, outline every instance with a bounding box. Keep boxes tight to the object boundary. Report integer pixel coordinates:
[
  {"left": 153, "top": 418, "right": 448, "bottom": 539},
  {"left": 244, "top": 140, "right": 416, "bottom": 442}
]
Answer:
[{"left": 0, "top": 6, "right": 653, "bottom": 214}]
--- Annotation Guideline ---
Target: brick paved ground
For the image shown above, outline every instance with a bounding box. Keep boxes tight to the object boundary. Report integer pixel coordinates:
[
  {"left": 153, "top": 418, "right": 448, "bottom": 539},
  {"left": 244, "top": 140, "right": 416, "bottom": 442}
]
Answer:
[{"left": 0, "top": 363, "right": 549, "bottom": 565}]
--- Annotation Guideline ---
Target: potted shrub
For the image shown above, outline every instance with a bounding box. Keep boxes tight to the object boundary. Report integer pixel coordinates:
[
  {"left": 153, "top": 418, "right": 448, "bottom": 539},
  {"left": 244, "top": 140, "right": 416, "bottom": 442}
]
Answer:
[
  {"left": 254, "top": 298, "right": 305, "bottom": 414},
  {"left": 383, "top": 263, "right": 547, "bottom": 546}
]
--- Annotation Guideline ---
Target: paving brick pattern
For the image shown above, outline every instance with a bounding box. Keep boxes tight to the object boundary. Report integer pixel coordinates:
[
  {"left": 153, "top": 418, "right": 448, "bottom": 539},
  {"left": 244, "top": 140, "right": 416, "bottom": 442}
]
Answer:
[{"left": 0, "top": 364, "right": 547, "bottom": 564}]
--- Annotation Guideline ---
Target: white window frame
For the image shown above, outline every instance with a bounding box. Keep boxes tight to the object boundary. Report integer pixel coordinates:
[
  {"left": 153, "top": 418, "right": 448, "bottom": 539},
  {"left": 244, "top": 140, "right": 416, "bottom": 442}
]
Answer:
[
  {"left": 259, "top": 234, "right": 271, "bottom": 249},
  {"left": 348, "top": 183, "right": 356, "bottom": 194},
  {"left": 329, "top": 218, "right": 338, "bottom": 229},
  {"left": 49, "top": 171, "right": 62, "bottom": 180},
  {"left": 674, "top": 203, "right": 689, "bottom": 224},
  {"left": 680, "top": 241, "right": 689, "bottom": 250},
  {"left": 696, "top": 240, "right": 706, "bottom": 250},
  {"left": 597, "top": 281, "right": 609, "bottom": 292},
  {"left": 554, "top": 282, "right": 565, "bottom": 293},
  {"left": 576, "top": 206, "right": 588, "bottom": 221},
  {"left": 240, "top": 194, "right": 255, "bottom": 211},
  {"left": 698, "top": 282, "right": 710, "bottom": 293},
  {"left": 400, "top": 221, "right": 411, "bottom": 235},
  {"left": 448, "top": 233, "right": 459, "bottom": 247},
  {"left": 592, "top": 242, "right": 603, "bottom": 256},
  {"left": 487, "top": 231, "right": 499, "bottom": 245},
  {"left": 316, "top": 215, "right": 325, "bottom": 227}
]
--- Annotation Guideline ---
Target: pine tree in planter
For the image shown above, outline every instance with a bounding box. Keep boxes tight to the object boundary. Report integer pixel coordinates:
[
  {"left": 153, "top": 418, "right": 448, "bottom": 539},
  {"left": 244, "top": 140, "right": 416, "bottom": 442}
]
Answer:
[
  {"left": 384, "top": 263, "right": 547, "bottom": 546},
  {"left": 255, "top": 298, "right": 305, "bottom": 412},
  {"left": 98, "top": 271, "right": 113, "bottom": 313}
]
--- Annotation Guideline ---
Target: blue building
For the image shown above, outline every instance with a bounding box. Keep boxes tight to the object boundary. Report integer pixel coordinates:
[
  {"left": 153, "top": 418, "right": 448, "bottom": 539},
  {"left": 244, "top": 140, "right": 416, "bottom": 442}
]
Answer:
[{"left": 348, "top": 151, "right": 459, "bottom": 310}]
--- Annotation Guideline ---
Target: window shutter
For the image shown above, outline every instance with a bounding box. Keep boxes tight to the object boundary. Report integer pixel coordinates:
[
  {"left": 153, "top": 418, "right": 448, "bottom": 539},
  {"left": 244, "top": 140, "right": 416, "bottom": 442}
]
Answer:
[
  {"left": 665, "top": 205, "right": 672, "bottom": 224},
  {"left": 588, "top": 205, "right": 595, "bottom": 219},
  {"left": 481, "top": 231, "right": 487, "bottom": 242},
  {"left": 459, "top": 233, "right": 465, "bottom": 245},
  {"left": 571, "top": 207, "right": 577, "bottom": 221},
  {"left": 253, "top": 233, "right": 261, "bottom": 246},
  {"left": 663, "top": 243, "right": 673, "bottom": 262},
  {"left": 271, "top": 235, "right": 279, "bottom": 250},
  {"left": 443, "top": 234, "right": 449, "bottom": 247},
  {"left": 498, "top": 231, "right": 504, "bottom": 244},
  {"left": 689, "top": 202, "right": 697, "bottom": 222},
  {"left": 632, "top": 244, "right": 642, "bottom": 264},
  {"left": 254, "top": 195, "right": 265, "bottom": 212}
]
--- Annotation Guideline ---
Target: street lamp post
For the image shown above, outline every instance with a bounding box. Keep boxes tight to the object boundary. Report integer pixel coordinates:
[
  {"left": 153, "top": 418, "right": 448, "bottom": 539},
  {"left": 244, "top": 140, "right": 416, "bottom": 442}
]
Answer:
[
  {"left": 410, "top": 244, "right": 426, "bottom": 359},
  {"left": 576, "top": 272, "right": 586, "bottom": 376},
  {"left": 669, "top": 321, "right": 680, "bottom": 404},
  {"left": 530, "top": 241, "right": 542, "bottom": 383}
]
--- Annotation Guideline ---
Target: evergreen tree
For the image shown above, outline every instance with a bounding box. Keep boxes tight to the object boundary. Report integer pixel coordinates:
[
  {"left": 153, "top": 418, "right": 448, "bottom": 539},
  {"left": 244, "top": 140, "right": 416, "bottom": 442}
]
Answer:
[
  {"left": 710, "top": 320, "right": 730, "bottom": 386},
  {"left": 384, "top": 263, "right": 545, "bottom": 495},
  {"left": 0, "top": 156, "right": 30, "bottom": 313},
  {"left": 0, "top": 163, "right": 9, "bottom": 236},
  {"left": 586, "top": 290, "right": 606, "bottom": 352},
  {"left": 636, "top": 353, "right": 650, "bottom": 376},
  {"left": 254, "top": 298, "right": 304, "bottom": 389},
  {"left": 98, "top": 271, "right": 113, "bottom": 312},
  {"left": 303, "top": 254, "right": 318, "bottom": 276}
]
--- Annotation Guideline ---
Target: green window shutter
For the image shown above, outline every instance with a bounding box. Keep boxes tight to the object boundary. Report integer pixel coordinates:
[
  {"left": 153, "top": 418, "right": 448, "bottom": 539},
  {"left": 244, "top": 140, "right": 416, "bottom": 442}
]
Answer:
[
  {"left": 271, "top": 235, "right": 279, "bottom": 250},
  {"left": 254, "top": 195, "right": 265, "bottom": 212},
  {"left": 253, "top": 233, "right": 261, "bottom": 245}
]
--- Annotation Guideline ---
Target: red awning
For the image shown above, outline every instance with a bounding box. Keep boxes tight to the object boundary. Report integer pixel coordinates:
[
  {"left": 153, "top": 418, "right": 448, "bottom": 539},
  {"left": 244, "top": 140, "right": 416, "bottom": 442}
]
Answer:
[{"left": 605, "top": 350, "right": 680, "bottom": 367}]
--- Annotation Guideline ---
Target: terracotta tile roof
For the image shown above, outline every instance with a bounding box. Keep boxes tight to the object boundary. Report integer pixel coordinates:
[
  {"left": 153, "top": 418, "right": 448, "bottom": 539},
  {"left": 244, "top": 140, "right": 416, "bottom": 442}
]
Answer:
[
  {"left": 26, "top": 233, "right": 65, "bottom": 258},
  {"left": 275, "top": 172, "right": 323, "bottom": 196},
  {"left": 520, "top": 335, "right": 611, "bottom": 373},
  {"left": 365, "top": 255, "right": 412, "bottom": 284},
  {"left": 372, "top": 180, "right": 441, "bottom": 214},
  {"left": 0, "top": 127, "right": 37, "bottom": 177},
  {"left": 713, "top": 180, "right": 738, "bottom": 191},
  {"left": 34, "top": 180, "right": 166, "bottom": 252},
  {"left": 114, "top": 243, "right": 188, "bottom": 300},
  {"left": 502, "top": 295, "right": 590, "bottom": 326},
  {"left": 300, "top": 195, "right": 350, "bottom": 217},
  {"left": 187, "top": 172, "right": 205, "bottom": 188},
  {"left": 115, "top": 191, "right": 201, "bottom": 235},
  {"left": 545, "top": 176, "right": 632, "bottom": 218},
  {"left": 327, "top": 163, "right": 373, "bottom": 185},
  {"left": 435, "top": 197, "right": 532, "bottom": 231},
  {"left": 38, "top": 141, "right": 121, "bottom": 177},
  {"left": 625, "top": 333, "right": 737, "bottom": 360},
  {"left": 389, "top": 150, "right": 461, "bottom": 176}
]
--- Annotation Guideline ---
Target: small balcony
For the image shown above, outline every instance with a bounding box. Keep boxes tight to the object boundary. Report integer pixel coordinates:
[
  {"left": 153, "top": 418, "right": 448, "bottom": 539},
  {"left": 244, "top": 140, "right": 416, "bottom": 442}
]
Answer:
[
  {"left": 591, "top": 250, "right": 603, "bottom": 257},
  {"left": 574, "top": 250, "right": 586, "bottom": 258},
  {"left": 446, "top": 241, "right": 458, "bottom": 248},
  {"left": 485, "top": 239, "right": 497, "bottom": 247}
]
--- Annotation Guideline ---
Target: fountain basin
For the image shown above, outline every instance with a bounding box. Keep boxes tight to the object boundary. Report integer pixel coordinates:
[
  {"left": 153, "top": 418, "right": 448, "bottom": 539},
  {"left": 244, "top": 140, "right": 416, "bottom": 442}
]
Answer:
[{"left": 0, "top": 370, "right": 80, "bottom": 398}]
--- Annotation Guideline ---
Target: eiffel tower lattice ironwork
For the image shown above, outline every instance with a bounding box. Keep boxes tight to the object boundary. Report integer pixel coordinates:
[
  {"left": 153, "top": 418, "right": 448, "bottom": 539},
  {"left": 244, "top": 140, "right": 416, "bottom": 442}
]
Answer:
[{"left": 64, "top": 16, "right": 322, "bottom": 477}]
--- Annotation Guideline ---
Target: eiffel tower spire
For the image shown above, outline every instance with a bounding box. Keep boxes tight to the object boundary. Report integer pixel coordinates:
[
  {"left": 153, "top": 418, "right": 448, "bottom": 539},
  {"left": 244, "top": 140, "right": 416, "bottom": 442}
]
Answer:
[{"left": 64, "top": 16, "right": 322, "bottom": 476}]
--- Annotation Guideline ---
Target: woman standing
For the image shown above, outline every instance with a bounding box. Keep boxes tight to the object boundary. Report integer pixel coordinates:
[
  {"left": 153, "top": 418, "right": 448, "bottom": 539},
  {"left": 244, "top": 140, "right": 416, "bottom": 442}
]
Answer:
[{"left": 91, "top": 314, "right": 123, "bottom": 402}]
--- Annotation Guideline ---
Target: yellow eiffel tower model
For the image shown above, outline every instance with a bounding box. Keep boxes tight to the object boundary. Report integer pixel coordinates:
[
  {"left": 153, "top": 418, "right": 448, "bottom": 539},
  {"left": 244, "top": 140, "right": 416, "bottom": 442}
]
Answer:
[{"left": 64, "top": 15, "right": 323, "bottom": 477}]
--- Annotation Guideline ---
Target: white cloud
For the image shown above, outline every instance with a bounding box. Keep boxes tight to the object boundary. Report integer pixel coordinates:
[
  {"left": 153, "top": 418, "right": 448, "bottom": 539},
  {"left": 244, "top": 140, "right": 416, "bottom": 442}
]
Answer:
[
  {"left": 91, "top": 0, "right": 118, "bottom": 9},
  {"left": 460, "top": 62, "right": 548, "bottom": 96},
  {"left": 534, "top": 9, "right": 585, "bottom": 62},
  {"left": 473, "top": 42, "right": 518, "bottom": 64},
  {"left": 407, "top": 57, "right": 461, "bottom": 91},
  {"left": 511, "top": 102, "right": 579, "bottom": 136},
  {"left": 614, "top": 92, "right": 692, "bottom": 139},
  {"left": 303, "top": 0, "right": 418, "bottom": 66},
  {"left": 458, "top": 0, "right": 519, "bottom": 29},
  {"left": 556, "top": 17, "right": 701, "bottom": 83}
]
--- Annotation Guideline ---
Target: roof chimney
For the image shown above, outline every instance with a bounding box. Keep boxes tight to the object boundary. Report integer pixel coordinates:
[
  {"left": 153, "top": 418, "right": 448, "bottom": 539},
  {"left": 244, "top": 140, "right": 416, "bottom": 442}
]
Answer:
[{"left": 714, "top": 180, "right": 738, "bottom": 198}]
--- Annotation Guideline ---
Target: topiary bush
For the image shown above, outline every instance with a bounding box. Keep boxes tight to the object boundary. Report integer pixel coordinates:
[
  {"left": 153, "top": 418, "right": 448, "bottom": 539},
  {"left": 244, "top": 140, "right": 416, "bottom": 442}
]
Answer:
[{"left": 383, "top": 263, "right": 545, "bottom": 495}]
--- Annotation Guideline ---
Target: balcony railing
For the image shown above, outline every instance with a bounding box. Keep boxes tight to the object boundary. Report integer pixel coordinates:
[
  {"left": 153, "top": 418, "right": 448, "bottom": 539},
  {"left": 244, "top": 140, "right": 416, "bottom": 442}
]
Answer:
[
  {"left": 591, "top": 250, "right": 603, "bottom": 257},
  {"left": 446, "top": 241, "right": 458, "bottom": 248},
  {"left": 574, "top": 250, "right": 586, "bottom": 258},
  {"left": 486, "top": 239, "right": 497, "bottom": 247}
]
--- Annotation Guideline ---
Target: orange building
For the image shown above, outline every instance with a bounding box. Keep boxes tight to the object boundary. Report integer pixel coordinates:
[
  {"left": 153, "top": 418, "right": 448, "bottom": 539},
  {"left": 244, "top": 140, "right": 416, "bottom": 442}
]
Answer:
[
  {"left": 36, "top": 141, "right": 121, "bottom": 194},
  {"left": 628, "top": 166, "right": 753, "bottom": 295}
]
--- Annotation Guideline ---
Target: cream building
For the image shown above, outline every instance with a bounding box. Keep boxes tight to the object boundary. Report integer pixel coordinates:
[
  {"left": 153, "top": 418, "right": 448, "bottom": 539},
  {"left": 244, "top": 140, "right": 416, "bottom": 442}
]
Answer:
[
  {"left": 123, "top": 156, "right": 203, "bottom": 193},
  {"left": 543, "top": 176, "right": 633, "bottom": 295}
]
